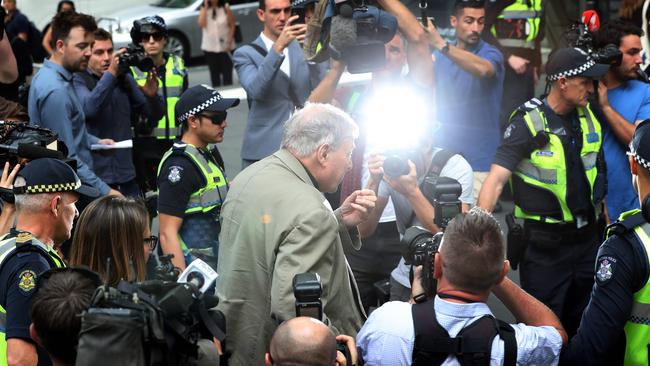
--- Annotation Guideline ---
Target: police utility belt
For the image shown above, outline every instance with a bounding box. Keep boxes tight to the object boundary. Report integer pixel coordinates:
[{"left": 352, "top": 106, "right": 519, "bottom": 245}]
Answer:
[{"left": 523, "top": 215, "right": 597, "bottom": 247}]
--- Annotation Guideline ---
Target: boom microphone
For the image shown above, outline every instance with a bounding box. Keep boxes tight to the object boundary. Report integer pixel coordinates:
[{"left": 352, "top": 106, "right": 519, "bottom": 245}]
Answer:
[
  {"left": 0, "top": 143, "right": 64, "bottom": 160},
  {"left": 581, "top": 10, "right": 600, "bottom": 32},
  {"left": 329, "top": 15, "right": 357, "bottom": 60}
]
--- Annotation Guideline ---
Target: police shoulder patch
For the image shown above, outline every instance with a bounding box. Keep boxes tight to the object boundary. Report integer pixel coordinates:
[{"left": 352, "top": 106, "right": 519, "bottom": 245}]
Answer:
[
  {"left": 595, "top": 256, "right": 617, "bottom": 286},
  {"left": 503, "top": 123, "right": 515, "bottom": 139},
  {"left": 168, "top": 166, "right": 183, "bottom": 184},
  {"left": 17, "top": 270, "right": 37, "bottom": 294}
]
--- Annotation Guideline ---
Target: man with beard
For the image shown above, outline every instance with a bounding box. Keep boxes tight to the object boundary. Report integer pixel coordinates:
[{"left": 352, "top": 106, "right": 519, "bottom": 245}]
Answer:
[
  {"left": 593, "top": 20, "right": 650, "bottom": 221},
  {"left": 425, "top": 0, "right": 505, "bottom": 201},
  {"left": 28, "top": 12, "right": 121, "bottom": 197}
]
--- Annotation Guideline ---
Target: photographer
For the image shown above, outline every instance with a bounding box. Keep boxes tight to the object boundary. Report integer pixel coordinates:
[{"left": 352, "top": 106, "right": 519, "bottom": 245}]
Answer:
[
  {"left": 0, "top": 158, "right": 99, "bottom": 366},
  {"left": 29, "top": 268, "right": 99, "bottom": 366},
  {"left": 265, "top": 317, "right": 358, "bottom": 366},
  {"left": 478, "top": 47, "right": 608, "bottom": 338},
  {"left": 73, "top": 28, "right": 163, "bottom": 198},
  {"left": 561, "top": 120, "right": 650, "bottom": 365},
  {"left": 592, "top": 20, "right": 650, "bottom": 221},
  {"left": 357, "top": 209, "right": 566, "bottom": 365},
  {"left": 359, "top": 137, "right": 473, "bottom": 302}
]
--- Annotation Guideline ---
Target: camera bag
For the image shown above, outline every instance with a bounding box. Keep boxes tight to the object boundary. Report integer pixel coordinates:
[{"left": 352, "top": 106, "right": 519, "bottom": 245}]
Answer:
[{"left": 411, "top": 299, "right": 516, "bottom": 366}]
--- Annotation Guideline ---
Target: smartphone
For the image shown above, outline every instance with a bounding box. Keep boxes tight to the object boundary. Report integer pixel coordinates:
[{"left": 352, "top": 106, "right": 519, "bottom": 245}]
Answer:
[{"left": 291, "top": 7, "right": 306, "bottom": 24}]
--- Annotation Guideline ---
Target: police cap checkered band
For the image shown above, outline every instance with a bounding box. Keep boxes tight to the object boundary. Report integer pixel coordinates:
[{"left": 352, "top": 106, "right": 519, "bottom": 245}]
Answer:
[
  {"left": 630, "top": 120, "right": 650, "bottom": 171},
  {"left": 141, "top": 15, "right": 166, "bottom": 31},
  {"left": 175, "top": 85, "right": 240, "bottom": 124},
  {"left": 546, "top": 47, "right": 609, "bottom": 81},
  {"left": 13, "top": 158, "right": 99, "bottom": 197}
]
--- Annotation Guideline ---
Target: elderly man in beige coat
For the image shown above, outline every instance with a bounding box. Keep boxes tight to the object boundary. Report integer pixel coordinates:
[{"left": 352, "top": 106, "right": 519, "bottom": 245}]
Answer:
[{"left": 216, "top": 103, "right": 376, "bottom": 366}]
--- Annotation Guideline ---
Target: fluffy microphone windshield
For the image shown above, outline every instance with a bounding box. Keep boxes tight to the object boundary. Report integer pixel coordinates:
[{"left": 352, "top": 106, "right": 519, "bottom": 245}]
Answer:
[{"left": 329, "top": 14, "right": 356, "bottom": 60}]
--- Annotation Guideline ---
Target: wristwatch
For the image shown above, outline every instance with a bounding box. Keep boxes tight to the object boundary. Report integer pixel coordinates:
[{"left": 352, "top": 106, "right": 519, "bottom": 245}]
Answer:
[{"left": 440, "top": 41, "right": 450, "bottom": 54}]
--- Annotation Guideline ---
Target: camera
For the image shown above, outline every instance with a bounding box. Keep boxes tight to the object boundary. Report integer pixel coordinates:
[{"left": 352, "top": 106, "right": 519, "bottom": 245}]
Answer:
[
  {"left": 422, "top": 176, "right": 462, "bottom": 229},
  {"left": 119, "top": 44, "right": 155, "bottom": 73},
  {"left": 565, "top": 23, "right": 622, "bottom": 66},
  {"left": 382, "top": 149, "right": 417, "bottom": 178},
  {"left": 75, "top": 258, "right": 225, "bottom": 366},
  {"left": 401, "top": 226, "right": 442, "bottom": 297},
  {"left": 293, "top": 272, "right": 323, "bottom": 320}
]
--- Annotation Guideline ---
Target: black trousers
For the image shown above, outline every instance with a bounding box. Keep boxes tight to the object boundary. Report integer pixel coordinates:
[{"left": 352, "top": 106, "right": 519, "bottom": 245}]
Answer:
[
  {"left": 346, "top": 221, "right": 402, "bottom": 312},
  {"left": 204, "top": 51, "right": 233, "bottom": 87},
  {"left": 519, "top": 225, "right": 600, "bottom": 338}
]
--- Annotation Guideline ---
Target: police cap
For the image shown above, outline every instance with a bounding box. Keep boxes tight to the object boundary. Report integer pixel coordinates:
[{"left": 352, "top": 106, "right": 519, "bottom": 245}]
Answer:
[
  {"left": 546, "top": 47, "right": 609, "bottom": 81},
  {"left": 630, "top": 120, "right": 650, "bottom": 171},
  {"left": 13, "top": 158, "right": 99, "bottom": 197}
]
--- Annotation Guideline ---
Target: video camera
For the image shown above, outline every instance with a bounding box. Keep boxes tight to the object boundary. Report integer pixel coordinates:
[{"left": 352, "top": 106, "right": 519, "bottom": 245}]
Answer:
[
  {"left": 118, "top": 44, "right": 155, "bottom": 74},
  {"left": 292, "top": 272, "right": 352, "bottom": 366},
  {"left": 564, "top": 11, "right": 622, "bottom": 67},
  {"left": 75, "top": 257, "right": 226, "bottom": 366},
  {"left": 401, "top": 176, "right": 461, "bottom": 296}
]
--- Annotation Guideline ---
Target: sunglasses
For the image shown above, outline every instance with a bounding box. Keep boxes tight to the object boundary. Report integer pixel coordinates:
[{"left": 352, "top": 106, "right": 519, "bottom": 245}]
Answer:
[
  {"left": 144, "top": 235, "right": 159, "bottom": 250},
  {"left": 200, "top": 112, "right": 227, "bottom": 125},
  {"left": 140, "top": 32, "right": 166, "bottom": 42}
]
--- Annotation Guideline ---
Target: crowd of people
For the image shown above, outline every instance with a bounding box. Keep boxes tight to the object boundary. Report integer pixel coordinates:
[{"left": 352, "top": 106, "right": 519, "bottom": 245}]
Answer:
[{"left": 2, "top": 0, "right": 650, "bottom": 365}]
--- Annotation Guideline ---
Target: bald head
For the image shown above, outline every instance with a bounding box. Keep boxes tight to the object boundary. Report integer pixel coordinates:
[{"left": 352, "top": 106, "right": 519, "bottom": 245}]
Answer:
[{"left": 268, "top": 317, "right": 337, "bottom": 366}]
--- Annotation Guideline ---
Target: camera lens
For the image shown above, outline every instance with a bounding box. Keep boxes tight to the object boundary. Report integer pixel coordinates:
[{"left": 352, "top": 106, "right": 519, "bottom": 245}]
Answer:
[{"left": 383, "top": 155, "right": 409, "bottom": 177}]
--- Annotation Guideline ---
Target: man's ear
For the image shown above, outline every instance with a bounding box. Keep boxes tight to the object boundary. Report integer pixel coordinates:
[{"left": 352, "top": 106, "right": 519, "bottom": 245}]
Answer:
[
  {"left": 55, "top": 39, "right": 65, "bottom": 54},
  {"left": 29, "top": 323, "right": 41, "bottom": 346},
  {"left": 264, "top": 352, "right": 273, "bottom": 366},
  {"left": 630, "top": 155, "right": 639, "bottom": 176},
  {"left": 50, "top": 195, "right": 61, "bottom": 216},
  {"left": 316, "top": 144, "right": 331, "bottom": 166},
  {"left": 449, "top": 15, "right": 457, "bottom": 28},
  {"left": 497, "top": 260, "right": 510, "bottom": 285},
  {"left": 433, "top": 252, "right": 443, "bottom": 280},
  {"left": 257, "top": 8, "right": 265, "bottom": 22},
  {"left": 558, "top": 77, "right": 568, "bottom": 91}
]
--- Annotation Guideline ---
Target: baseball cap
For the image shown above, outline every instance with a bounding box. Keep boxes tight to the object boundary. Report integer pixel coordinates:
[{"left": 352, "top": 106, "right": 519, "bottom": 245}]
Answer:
[
  {"left": 629, "top": 120, "right": 650, "bottom": 170},
  {"left": 546, "top": 47, "right": 609, "bottom": 81},
  {"left": 13, "top": 158, "right": 100, "bottom": 197},
  {"left": 175, "top": 85, "right": 240, "bottom": 124}
]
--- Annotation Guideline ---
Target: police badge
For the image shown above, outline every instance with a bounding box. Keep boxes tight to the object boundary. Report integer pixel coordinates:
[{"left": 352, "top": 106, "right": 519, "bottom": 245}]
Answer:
[{"left": 168, "top": 166, "right": 183, "bottom": 184}]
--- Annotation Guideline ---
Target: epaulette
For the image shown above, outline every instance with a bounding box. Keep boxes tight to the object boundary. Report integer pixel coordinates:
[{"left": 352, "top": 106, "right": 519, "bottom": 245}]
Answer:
[{"left": 606, "top": 211, "right": 646, "bottom": 238}]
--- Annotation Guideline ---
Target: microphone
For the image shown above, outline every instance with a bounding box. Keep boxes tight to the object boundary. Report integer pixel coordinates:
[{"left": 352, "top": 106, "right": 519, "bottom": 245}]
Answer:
[
  {"left": 581, "top": 10, "right": 600, "bottom": 32},
  {"left": 0, "top": 143, "right": 64, "bottom": 160},
  {"left": 329, "top": 14, "right": 357, "bottom": 60}
]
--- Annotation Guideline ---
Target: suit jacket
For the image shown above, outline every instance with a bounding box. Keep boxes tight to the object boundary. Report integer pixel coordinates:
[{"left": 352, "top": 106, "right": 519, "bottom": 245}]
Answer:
[
  {"left": 233, "top": 36, "right": 325, "bottom": 161},
  {"left": 216, "top": 149, "right": 366, "bottom": 366}
]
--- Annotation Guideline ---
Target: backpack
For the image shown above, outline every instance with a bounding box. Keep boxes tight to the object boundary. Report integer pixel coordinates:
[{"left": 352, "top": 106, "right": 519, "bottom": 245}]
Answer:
[{"left": 411, "top": 299, "right": 517, "bottom": 366}]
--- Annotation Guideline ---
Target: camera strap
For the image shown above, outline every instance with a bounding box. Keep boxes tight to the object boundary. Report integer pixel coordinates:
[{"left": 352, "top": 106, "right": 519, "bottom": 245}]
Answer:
[
  {"left": 197, "top": 299, "right": 226, "bottom": 342},
  {"left": 405, "top": 149, "right": 456, "bottom": 227}
]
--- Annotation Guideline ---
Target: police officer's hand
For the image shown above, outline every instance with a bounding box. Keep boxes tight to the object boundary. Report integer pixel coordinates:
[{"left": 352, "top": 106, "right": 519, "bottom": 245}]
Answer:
[
  {"left": 366, "top": 153, "right": 385, "bottom": 185},
  {"left": 340, "top": 189, "right": 377, "bottom": 229},
  {"left": 335, "top": 334, "right": 359, "bottom": 366},
  {"left": 384, "top": 160, "right": 419, "bottom": 198},
  {"left": 274, "top": 15, "right": 307, "bottom": 53},
  {"left": 108, "top": 48, "right": 126, "bottom": 77},
  {"left": 140, "top": 68, "right": 159, "bottom": 98}
]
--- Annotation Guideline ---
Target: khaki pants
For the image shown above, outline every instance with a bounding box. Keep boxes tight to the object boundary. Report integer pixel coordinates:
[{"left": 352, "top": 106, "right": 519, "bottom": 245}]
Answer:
[{"left": 473, "top": 171, "right": 489, "bottom": 204}]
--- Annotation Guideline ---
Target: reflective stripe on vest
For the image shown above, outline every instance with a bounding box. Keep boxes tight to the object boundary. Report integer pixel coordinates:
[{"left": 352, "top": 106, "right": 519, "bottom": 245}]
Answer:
[
  {"left": 0, "top": 233, "right": 65, "bottom": 366},
  {"left": 132, "top": 55, "right": 186, "bottom": 140},
  {"left": 512, "top": 103, "right": 602, "bottom": 223},
  {"left": 157, "top": 143, "right": 228, "bottom": 250},
  {"left": 490, "top": 0, "right": 542, "bottom": 49},
  {"left": 621, "top": 209, "right": 650, "bottom": 365}
]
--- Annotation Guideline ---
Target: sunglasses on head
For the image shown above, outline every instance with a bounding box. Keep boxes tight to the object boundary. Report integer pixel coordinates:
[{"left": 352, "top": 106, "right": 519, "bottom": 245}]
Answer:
[
  {"left": 200, "top": 112, "right": 227, "bottom": 125},
  {"left": 140, "top": 32, "right": 166, "bottom": 42}
]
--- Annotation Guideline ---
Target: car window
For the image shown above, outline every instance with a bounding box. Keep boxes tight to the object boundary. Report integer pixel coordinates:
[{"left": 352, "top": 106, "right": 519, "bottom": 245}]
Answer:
[{"left": 151, "top": 0, "right": 195, "bottom": 8}]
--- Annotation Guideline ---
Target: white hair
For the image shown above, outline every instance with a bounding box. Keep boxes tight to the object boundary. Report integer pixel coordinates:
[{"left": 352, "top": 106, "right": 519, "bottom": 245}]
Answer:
[
  {"left": 14, "top": 176, "right": 57, "bottom": 214},
  {"left": 281, "top": 103, "right": 359, "bottom": 158}
]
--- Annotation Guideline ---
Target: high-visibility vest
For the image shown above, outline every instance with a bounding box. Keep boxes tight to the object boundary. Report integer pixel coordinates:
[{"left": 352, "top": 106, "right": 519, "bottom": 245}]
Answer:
[
  {"left": 511, "top": 99, "right": 602, "bottom": 223},
  {"left": 0, "top": 231, "right": 65, "bottom": 366},
  {"left": 157, "top": 142, "right": 227, "bottom": 262},
  {"left": 491, "top": 0, "right": 542, "bottom": 49},
  {"left": 132, "top": 54, "right": 187, "bottom": 139}
]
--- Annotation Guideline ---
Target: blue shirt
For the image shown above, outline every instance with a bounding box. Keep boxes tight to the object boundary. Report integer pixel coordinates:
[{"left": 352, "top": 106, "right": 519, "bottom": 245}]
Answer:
[
  {"left": 603, "top": 80, "right": 650, "bottom": 220},
  {"left": 72, "top": 70, "right": 163, "bottom": 185},
  {"left": 357, "top": 298, "right": 562, "bottom": 365},
  {"left": 434, "top": 40, "right": 505, "bottom": 172},
  {"left": 28, "top": 60, "right": 110, "bottom": 195}
]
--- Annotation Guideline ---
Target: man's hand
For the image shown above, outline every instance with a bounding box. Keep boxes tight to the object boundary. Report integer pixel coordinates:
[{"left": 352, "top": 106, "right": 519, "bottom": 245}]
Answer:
[
  {"left": 598, "top": 80, "right": 611, "bottom": 108},
  {"left": 366, "top": 153, "right": 385, "bottom": 185},
  {"left": 383, "top": 160, "right": 419, "bottom": 198},
  {"left": 108, "top": 188, "right": 123, "bottom": 197},
  {"left": 340, "top": 189, "right": 377, "bottom": 229},
  {"left": 409, "top": 265, "right": 426, "bottom": 304},
  {"left": 107, "top": 49, "right": 126, "bottom": 76},
  {"left": 97, "top": 139, "right": 115, "bottom": 145},
  {"left": 140, "top": 69, "right": 159, "bottom": 98},
  {"left": 335, "top": 334, "right": 359, "bottom": 366},
  {"left": 0, "top": 162, "right": 20, "bottom": 190},
  {"left": 273, "top": 15, "right": 307, "bottom": 53},
  {"left": 507, "top": 54, "right": 530, "bottom": 74},
  {"left": 424, "top": 18, "right": 445, "bottom": 50}
]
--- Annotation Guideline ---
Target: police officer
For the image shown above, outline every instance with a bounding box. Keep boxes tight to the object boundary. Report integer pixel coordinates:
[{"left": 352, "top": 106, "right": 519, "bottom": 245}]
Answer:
[
  {"left": 157, "top": 85, "right": 239, "bottom": 271},
  {"left": 130, "top": 15, "right": 189, "bottom": 191},
  {"left": 0, "top": 158, "right": 99, "bottom": 366},
  {"left": 561, "top": 120, "right": 650, "bottom": 365},
  {"left": 478, "top": 47, "right": 609, "bottom": 338}
]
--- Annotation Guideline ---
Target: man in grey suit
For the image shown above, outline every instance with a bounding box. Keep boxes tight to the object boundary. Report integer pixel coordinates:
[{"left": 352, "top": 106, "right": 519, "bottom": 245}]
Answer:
[
  {"left": 217, "top": 103, "right": 376, "bottom": 366},
  {"left": 233, "top": 0, "right": 325, "bottom": 167}
]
